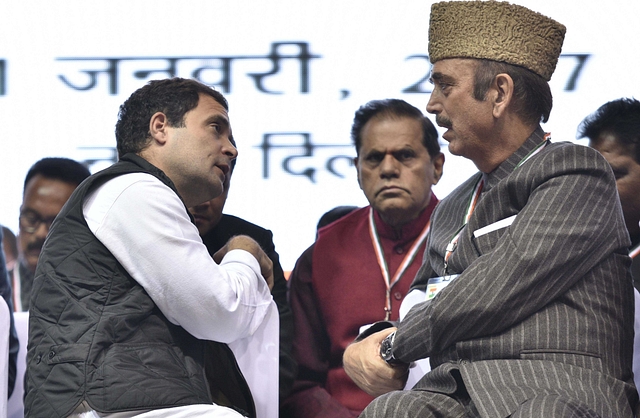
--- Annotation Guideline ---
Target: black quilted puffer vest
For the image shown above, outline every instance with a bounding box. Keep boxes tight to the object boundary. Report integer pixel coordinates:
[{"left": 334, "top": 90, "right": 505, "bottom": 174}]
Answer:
[{"left": 24, "top": 154, "right": 254, "bottom": 417}]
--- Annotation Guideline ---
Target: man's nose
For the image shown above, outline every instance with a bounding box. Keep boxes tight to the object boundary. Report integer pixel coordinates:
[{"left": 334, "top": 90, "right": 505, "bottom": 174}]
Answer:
[
  {"left": 224, "top": 136, "right": 238, "bottom": 159},
  {"left": 380, "top": 155, "right": 400, "bottom": 177},
  {"left": 426, "top": 91, "right": 441, "bottom": 115},
  {"left": 32, "top": 221, "right": 50, "bottom": 239},
  {"left": 191, "top": 201, "right": 211, "bottom": 213}
]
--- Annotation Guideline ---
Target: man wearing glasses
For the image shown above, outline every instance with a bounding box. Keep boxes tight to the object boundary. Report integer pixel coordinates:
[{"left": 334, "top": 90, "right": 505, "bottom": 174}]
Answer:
[{"left": 12, "top": 157, "right": 90, "bottom": 311}]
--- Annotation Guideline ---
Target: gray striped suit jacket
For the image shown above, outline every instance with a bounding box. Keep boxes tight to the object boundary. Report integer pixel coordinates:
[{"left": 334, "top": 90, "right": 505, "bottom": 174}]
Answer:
[{"left": 393, "top": 127, "right": 638, "bottom": 417}]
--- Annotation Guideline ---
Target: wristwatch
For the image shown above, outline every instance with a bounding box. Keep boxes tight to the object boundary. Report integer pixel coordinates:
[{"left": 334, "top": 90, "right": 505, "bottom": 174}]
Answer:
[{"left": 380, "top": 331, "right": 402, "bottom": 365}]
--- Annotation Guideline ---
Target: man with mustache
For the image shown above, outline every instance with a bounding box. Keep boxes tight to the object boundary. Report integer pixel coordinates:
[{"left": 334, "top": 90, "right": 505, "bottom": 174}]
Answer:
[
  {"left": 12, "top": 157, "right": 90, "bottom": 312},
  {"left": 282, "top": 99, "right": 444, "bottom": 417},
  {"left": 25, "top": 78, "right": 275, "bottom": 417},
  {"left": 7, "top": 158, "right": 88, "bottom": 400},
  {"left": 344, "top": 1, "right": 637, "bottom": 417}
]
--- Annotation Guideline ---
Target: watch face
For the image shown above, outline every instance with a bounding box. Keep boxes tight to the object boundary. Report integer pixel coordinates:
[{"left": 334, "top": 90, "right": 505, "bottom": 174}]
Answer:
[{"left": 380, "top": 332, "right": 395, "bottom": 362}]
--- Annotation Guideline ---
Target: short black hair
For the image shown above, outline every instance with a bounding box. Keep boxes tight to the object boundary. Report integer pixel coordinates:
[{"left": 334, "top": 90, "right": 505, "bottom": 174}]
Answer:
[
  {"left": 115, "top": 77, "right": 229, "bottom": 159},
  {"left": 351, "top": 99, "right": 440, "bottom": 158},
  {"left": 23, "top": 157, "right": 91, "bottom": 193},
  {"left": 578, "top": 97, "right": 640, "bottom": 164}
]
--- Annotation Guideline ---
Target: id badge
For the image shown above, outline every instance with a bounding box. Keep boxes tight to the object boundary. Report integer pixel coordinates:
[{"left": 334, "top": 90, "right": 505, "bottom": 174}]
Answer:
[{"left": 426, "top": 275, "right": 459, "bottom": 300}]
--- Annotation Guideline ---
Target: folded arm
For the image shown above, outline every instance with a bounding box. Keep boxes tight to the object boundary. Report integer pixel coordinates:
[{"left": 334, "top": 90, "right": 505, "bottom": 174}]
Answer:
[{"left": 83, "top": 173, "right": 273, "bottom": 343}]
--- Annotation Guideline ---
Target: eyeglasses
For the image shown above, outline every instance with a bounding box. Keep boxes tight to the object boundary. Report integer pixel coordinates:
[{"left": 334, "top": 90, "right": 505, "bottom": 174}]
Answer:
[{"left": 19, "top": 211, "right": 56, "bottom": 234}]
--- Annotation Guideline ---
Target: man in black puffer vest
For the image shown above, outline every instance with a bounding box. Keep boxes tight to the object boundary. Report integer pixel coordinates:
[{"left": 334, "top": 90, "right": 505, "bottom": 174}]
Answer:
[{"left": 25, "top": 78, "right": 275, "bottom": 418}]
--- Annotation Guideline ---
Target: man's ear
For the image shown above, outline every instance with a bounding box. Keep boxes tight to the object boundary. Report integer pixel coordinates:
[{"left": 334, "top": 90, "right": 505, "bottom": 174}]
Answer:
[
  {"left": 149, "top": 112, "right": 169, "bottom": 145},
  {"left": 353, "top": 157, "right": 363, "bottom": 190},
  {"left": 491, "top": 73, "right": 514, "bottom": 119},
  {"left": 431, "top": 152, "right": 445, "bottom": 185}
]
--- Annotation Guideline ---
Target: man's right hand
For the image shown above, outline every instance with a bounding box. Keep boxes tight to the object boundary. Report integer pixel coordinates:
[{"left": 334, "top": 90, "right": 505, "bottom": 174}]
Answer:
[{"left": 213, "top": 235, "right": 274, "bottom": 290}]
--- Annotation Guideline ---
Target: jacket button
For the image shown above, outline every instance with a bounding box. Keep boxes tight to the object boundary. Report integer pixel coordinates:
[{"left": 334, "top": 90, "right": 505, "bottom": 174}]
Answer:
[
  {"left": 394, "top": 292, "right": 402, "bottom": 300},
  {"left": 48, "top": 351, "right": 55, "bottom": 359},
  {"left": 394, "top": 246, "right": 404, "bottom": 254},
  {"left": 36, "top": 355, "right": 42, "bottom": 364}
]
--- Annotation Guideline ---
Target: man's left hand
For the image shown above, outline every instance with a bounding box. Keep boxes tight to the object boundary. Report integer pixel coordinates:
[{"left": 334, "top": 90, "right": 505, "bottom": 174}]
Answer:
[{"left": 343, "top": 327, "right": 408, "bottom": 397}]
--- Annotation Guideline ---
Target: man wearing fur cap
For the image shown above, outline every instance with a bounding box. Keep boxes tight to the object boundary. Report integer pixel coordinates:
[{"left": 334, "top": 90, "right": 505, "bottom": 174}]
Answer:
[{"left": 343, "top": 1, "right": 638, "bottom": 417}]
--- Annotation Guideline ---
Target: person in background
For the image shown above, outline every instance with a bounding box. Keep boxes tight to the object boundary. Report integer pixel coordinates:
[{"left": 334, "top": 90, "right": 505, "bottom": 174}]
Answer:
[
  {"left": 0, "top": 226, "right": 18, "bottom": 397},
  {"left": 12, "top": 157, "right": 90, "bottom": 311},
  {"left": 25, "top": 78, "right": 274, "bottom": 417},
  {"left": 282, "top": 99, "right": 443, "bottom": 417},
  {"left": 188, "top": 140, "right": 297, "bottom": 407},
  {"left": 314, "top": 206, "right": 358, "bottom": 237},
  {"left": 344, "top": 2, "right": 637, "bottom": 417},
  {"left": 579, "top": 97, "right": 640, "bottom": 288}
]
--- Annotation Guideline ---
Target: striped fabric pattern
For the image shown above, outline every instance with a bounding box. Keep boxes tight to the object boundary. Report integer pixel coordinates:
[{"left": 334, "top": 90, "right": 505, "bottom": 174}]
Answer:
[{"left": 363, "top": 127, "right": 638, "bottom": 417}]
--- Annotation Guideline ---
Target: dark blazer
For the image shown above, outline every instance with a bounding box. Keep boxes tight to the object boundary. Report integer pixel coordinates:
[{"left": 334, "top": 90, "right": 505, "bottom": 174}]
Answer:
[
  {"left": 394, "top": 128, "right": 638, "bottom": 417},
  {"left": 201, "top": 214, "right": 296, "bottom": 403}
]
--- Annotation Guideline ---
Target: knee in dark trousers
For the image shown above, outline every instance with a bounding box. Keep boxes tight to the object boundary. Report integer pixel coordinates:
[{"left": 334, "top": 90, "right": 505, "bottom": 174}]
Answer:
[
  {"left": 510, "top": 395, "right": 601, "bottom": 418},
  {"left": 360, "top": 390, "right": 469, "bottom": 418}
]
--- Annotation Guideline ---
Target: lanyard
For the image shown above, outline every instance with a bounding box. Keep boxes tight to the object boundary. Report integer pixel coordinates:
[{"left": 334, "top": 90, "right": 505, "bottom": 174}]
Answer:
[
  {"left": 443, "top": 135, "right": 550, "bottom": 274},
  {"left": 368, "top": 207, "right": 431, "bottom": 320},
  {"left": 443, "top": 177, "right": 483, "bottom": 274}
]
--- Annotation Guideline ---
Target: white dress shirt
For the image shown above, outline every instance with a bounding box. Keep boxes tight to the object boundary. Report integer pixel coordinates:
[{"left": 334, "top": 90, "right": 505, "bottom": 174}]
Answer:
[{"left": 77, "top": 172, "right": 273, "bottom": 417}]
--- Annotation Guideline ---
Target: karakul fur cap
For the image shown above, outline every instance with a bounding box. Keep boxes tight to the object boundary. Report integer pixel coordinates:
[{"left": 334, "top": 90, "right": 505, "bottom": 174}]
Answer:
[{"left": 428, "top": 1, "right": 566, "bottom": 81}]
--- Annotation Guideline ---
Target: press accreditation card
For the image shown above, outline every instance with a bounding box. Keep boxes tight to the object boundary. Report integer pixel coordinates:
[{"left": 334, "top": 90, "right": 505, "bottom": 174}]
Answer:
[{"left": 426, "top": 275, "right": 459, "bottom": 300}]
